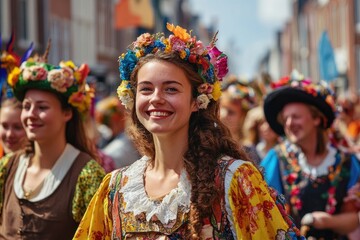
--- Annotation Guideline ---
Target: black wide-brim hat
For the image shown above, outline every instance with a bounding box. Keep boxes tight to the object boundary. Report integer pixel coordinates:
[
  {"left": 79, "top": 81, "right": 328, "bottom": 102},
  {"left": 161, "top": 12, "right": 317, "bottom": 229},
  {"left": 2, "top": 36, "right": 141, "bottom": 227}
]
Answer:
[{"left": 264, "top": 86, "right": 335, "bottom": 136}]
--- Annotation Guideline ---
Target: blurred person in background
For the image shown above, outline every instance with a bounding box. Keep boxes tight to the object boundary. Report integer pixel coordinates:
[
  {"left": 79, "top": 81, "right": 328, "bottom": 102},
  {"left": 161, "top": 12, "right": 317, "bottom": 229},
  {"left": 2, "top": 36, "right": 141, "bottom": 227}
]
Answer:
[
  {"left": 243, "top": 105, "right": 280, "bottom": 161},
  {"left": 219, "top": 76, "right": 255, "bottom": 145},
  {"left": 219, "top": 77, "right": 261, "bottom": 163},
  {"left": 0, "top": 53, "right": 105, "bottom": 239},
  {"left": 333, "top": 92, "right": 360, "bottom": 152},
  {"left": 0, "top": 98, "right": 28, "bottom": 156},
  {"left": 95, "top": 95, "right": 140, "bottom": 168},
  {"left": 242, "top": 75, "right": 280, "bottom": 162},
  {"left": 260, "top": 70, "right": 360, "bottom": 239},
  {"left": 0, "top": 33, "right": 33, "bottom": 157}
]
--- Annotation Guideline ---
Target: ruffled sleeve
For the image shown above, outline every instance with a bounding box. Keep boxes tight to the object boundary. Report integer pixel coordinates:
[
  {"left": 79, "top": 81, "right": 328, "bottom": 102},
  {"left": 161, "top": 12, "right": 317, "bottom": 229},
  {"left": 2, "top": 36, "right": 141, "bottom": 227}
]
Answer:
[
  {"left": 225, "top": 160, "right": 303, "bottom": 239},
  {"left": 73, "top": 172, "right": 113, "bottom": 240},
  {"left": 72, "top": 159, "right": 106, "bottom": 222}
]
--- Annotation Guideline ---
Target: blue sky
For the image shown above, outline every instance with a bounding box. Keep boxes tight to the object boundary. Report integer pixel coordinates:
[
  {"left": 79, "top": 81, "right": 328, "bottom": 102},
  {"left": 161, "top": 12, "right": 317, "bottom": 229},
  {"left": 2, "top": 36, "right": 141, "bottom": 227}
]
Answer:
[{"left": 189, "top": 0, "right": 291, "bottom": 79}]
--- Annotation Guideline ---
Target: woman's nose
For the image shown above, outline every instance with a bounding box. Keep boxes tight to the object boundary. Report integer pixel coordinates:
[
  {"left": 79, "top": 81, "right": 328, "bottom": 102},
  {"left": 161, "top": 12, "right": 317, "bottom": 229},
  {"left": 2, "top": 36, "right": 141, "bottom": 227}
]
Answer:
[
  {"left": 149, "top": 89, "right": 165, "bottom": 105},
  {"left": 23, "top": 106, "right": 37, "bottom": 118}
]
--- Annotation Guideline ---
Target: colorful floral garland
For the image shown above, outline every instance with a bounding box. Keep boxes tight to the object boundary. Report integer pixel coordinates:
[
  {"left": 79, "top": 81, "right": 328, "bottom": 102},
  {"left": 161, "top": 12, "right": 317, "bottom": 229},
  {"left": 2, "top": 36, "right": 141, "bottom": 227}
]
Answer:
[
  {"left": 278, "top": 141, "right": 348, "bottom": 215},
  {"left": 7, "top": 59, "right": 93, "bottom": 115},
  {"left": 271, "top": 70, "right": 336, "bottom": 113},
  {"left": 117, "top": 23, "right": 228, "bottom": 109}
]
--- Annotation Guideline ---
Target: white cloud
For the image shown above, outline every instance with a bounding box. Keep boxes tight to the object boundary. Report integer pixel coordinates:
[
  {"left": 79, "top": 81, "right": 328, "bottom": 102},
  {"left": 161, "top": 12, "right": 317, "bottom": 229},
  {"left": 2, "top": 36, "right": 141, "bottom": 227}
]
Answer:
[{"left": 257, "top": 0, "right": 291, "bottom": 27}]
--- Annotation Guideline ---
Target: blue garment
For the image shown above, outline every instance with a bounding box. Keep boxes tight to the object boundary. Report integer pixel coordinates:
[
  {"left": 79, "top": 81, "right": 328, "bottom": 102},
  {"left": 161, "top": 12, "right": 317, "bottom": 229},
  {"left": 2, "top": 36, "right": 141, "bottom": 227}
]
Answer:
[{"left": 261, "top": 147, "right": 360, "bottom": 193}]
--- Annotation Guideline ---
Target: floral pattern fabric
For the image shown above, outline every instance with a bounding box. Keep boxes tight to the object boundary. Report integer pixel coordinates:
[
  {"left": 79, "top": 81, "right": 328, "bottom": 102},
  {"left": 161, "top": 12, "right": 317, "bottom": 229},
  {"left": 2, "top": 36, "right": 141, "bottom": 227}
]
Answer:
[{"left": 74, "top": 156, "right": 304, "bottom": 239}]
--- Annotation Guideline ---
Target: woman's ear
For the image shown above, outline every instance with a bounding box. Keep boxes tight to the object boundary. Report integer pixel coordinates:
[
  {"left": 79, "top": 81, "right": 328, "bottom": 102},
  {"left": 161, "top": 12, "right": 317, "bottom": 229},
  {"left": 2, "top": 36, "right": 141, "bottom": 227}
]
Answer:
[
  {"left": 63, "top": 108, "right": 73, "bottom": 122},
  {"left": 191, "top": 100, "right": 199, "bottom": 112}
]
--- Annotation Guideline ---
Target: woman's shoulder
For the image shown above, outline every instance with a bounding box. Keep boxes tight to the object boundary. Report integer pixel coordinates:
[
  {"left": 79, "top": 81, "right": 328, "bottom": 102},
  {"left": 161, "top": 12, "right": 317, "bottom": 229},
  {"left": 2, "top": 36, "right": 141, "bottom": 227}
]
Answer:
[
  {"left": 108, "top": 156, "right": 147, "bottom": 187},
  {"left": 217, "top": 155, "right": 257, "bottom": 172}
]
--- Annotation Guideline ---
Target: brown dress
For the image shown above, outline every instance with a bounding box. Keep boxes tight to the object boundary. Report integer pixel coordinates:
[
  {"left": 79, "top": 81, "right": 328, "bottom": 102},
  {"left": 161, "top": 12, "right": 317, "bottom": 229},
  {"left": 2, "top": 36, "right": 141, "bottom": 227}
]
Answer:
[{"left": 0, "top": 146, "right": 105, "bottom": 240}]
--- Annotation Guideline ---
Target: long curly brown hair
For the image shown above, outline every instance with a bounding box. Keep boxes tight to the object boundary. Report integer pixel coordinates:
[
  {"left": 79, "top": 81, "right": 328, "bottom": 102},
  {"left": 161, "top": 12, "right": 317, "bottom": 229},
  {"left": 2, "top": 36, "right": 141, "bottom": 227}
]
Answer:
[{"left": 128, "top": 52, "right": 251, "bottom": 238}]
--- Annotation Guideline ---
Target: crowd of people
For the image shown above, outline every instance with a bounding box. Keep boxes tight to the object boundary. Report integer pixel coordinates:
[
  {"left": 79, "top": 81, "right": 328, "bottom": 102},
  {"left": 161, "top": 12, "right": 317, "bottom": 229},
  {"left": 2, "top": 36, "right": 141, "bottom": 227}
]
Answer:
[{"left": 0, "top": 23, "right": 359, "bottom": 239}]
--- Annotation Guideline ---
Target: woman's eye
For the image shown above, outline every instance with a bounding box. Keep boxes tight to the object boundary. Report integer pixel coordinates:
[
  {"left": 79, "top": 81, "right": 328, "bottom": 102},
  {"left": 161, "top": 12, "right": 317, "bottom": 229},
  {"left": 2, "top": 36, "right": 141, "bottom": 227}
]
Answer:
[
  {"left": 22, "top": 105, "right": 30, "bottom": 110},
  {"left": 139, "top": 87, "right": 152, "bottom": 92},
  {"left": 39, "top": 106, "right": 49, "bottom": 110},
  {"left": 166, "top": 87, "right": 178, "bottom": 93}
]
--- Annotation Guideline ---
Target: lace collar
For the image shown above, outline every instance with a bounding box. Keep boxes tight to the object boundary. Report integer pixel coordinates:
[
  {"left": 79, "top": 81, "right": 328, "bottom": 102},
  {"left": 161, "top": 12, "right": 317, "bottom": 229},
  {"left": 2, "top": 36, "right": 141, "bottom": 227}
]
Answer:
[
  {"left": 119, "top": 156, "right": 192, "bottom": 225},
  {"left": 285, "top": 140, "right": 337, "bottom": 177}
]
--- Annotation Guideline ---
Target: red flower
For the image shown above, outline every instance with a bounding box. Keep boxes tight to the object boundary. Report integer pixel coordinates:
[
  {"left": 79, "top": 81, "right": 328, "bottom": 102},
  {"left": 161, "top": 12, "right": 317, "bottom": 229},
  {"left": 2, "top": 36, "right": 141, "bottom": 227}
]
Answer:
[
  {"left": 189, "top": 54, "right": 197, "bottom": 63},
  {"left": 328, "top": 186, "right": 336, "bottom": 195},
  {"left": 286, "top": 173, "right": 298, "bottom": 185}
]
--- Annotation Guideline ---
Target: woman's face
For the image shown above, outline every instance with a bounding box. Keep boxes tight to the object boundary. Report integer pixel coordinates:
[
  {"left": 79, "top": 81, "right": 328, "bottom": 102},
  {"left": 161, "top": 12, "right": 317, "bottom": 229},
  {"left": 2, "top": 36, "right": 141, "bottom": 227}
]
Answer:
[
  {"left": 0, "top": 104, "right": 27, "bottom": 153},
  {"left": 135, "top": 60, "right": 197, "bottom": 137},
  {"left": 282, "top": 102, "right": 320, "bottom": 146},
  {"left": 21, "top": 89, "right": 72, "bottom": 143}
]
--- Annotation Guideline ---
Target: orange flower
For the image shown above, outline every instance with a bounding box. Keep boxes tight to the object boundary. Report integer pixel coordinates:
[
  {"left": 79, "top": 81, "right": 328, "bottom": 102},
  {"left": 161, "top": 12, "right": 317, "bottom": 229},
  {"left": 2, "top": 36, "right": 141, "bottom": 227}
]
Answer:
[{"left": 166, "top": 23, "right": 191, "bottom": 41}]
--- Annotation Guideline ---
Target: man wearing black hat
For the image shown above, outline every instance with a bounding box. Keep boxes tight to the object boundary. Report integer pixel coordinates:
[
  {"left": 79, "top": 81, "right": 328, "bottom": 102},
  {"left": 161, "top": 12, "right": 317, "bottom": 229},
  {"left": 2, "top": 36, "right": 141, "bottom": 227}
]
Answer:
[{"left": 260, "top": 71, "right": 360, "bottom": 239}]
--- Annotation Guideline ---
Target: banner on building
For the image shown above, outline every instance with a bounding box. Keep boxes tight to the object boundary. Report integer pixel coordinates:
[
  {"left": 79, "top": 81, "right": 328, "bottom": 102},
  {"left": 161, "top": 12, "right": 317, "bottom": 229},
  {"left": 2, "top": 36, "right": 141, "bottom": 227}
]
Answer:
[
  {"left": 318, "top": 31, "right": 338, "bottom": 82},
  {"left": 114, "top": 0, "right": 154, "bottom": 29}
]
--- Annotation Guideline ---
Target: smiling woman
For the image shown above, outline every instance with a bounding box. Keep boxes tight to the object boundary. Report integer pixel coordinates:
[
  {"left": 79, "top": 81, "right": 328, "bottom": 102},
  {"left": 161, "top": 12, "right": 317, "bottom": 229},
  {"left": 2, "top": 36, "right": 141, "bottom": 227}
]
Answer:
[
  {"left": 74, "top": 23, "right": 304, "bottom": 239},
  {"left": 0, "top": 57, "right": 105, "bottom": 239},
  {"left": 0, "top": 98, "right": 27, "bottom": 155}
]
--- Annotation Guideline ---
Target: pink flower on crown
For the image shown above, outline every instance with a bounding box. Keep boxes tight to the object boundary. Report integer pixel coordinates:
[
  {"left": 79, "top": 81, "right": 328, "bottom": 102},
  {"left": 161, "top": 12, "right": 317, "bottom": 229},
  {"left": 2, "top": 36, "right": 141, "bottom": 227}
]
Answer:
[
  {"left": 62, "top": 66, "right": 75, "bottom": 88},
  {"left": 208, "top": 46, "right": 222, "bottom": 59},
  {"left": 191, "top": 41, "right": 206, "bottom": 55},
  {"left": 22, "top": 65, "right": 47, "bottom": 81},
  {"left": 169, "top": 35, "right": 186, "bottom": 51},
  {"left": 216, "top": 56, "right": 228, "bottom": 79},
  {"left": 134, "top": 33, "right": 154, "bottom": 48},
  {"left": 48, "top": 69, "right": 68, "bottom": 93},
  {"left": 198, "top": 83, "right": 213, "bottom": 94}
]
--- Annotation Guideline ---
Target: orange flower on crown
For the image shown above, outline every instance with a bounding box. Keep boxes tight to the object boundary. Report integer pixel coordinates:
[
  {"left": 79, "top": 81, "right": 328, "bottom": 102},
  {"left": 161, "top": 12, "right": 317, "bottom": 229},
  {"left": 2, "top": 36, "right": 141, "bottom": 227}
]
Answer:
[{"left": 166, "top": 23, "right": 191, "bottom": 41}]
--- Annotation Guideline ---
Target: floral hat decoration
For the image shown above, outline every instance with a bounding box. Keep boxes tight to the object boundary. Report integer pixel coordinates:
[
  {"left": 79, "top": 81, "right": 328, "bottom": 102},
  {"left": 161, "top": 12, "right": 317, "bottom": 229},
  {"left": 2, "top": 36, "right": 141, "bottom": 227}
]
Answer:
[
  {"left": 222, "top": 77, "right": 257, "bottom": 111},
  {"left": 264, "top": 70, "right": 336, "bottom": 136},
  {"left": 117, "top": 23, "right": 228, "bottom": 110},
  {"left": 7, "top": 41, "right": 93, "bottom": 115},
  {"left": 95, "top": 95, "right": 125, "bottom": 127},
  {"left": 0, "top": 33, "right": 33, "bottom": 100}
]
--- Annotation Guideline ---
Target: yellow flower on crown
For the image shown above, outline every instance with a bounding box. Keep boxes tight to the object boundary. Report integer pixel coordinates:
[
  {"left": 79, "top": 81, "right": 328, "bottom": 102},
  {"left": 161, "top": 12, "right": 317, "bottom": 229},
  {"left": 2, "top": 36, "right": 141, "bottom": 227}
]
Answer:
[
  {"left": 212, "top": 81, "right": 222, "bottom": 101},
  {"left": 7, "top": 66, "right": 21, "bottom": 87}
]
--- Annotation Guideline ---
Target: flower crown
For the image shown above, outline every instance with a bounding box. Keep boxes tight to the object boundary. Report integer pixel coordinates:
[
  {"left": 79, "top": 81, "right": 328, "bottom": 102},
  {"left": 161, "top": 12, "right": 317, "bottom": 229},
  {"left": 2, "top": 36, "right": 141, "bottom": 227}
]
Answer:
[
  {"left": 223, "top": 80, "right": 256, "bottom": 111},
  {"left": 271, "top": 70, "right": 336, "bottom": 112},
  {"left": 117, "top": 23, "right": 228, "bottom": 109},
  {"left": 7, "top": 58, "right": 93, "bottom": 115},
  {"left": 95, "top": 95, "right": 124, "bottom": 126}
]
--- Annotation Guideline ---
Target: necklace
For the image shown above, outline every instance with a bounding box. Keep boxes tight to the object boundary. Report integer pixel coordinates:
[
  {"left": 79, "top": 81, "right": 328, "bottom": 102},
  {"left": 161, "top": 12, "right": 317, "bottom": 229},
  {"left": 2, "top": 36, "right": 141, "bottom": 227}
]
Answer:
[
  {"left": 278, "top": 142, "right": 348, "bottom": 214},
  {"left": 22, "top": 181, "right": 43, "bottom": 200}
]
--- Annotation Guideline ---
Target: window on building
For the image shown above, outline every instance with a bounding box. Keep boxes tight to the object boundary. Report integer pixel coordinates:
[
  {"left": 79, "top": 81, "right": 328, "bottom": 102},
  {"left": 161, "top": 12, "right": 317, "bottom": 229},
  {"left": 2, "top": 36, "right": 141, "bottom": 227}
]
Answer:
[
  {"left": 97, "top": 0, "right": 115, "bottom": 53},
  {"left": 356, "top": 46, "right": 360, "bottom": 91},
  {"left": 18, "top": 0, "right": 29, "bottom": 41},
  {"left": 356, "top": 0, "right": 360, "bottom": 33}
]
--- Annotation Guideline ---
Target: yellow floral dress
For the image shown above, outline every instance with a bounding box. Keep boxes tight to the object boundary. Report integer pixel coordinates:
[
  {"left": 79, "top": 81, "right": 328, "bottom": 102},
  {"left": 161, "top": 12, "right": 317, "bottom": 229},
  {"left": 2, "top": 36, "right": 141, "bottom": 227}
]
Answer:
[{"left": 74, "top": 156, "right": 303, "bottom": 239}]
